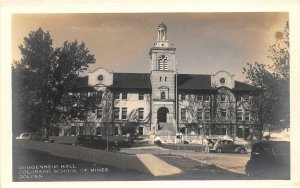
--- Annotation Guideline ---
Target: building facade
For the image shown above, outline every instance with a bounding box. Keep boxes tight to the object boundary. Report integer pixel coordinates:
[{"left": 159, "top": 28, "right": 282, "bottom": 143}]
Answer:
[{"left": 60, "top": 23, "right": 260, "bottom": 141}]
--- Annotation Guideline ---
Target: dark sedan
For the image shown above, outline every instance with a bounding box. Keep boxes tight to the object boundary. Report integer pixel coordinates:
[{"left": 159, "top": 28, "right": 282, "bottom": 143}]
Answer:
[
  {"left": 209, "top": 139, "right": 247, "bottom": 154},
  {"left": 245, "top": 141, "right": 290, "bottom": 179}
]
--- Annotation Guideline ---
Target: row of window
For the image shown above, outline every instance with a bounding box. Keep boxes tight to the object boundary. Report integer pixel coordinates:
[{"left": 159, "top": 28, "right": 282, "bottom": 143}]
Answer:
[
  {"left": 113, "top": 107, "right": 144, "bottom": 120},
  {"left": 180, "top": 94, "right": 249, "bottom": 102},
  {"left": 114, "top": 93, "right": 144, "bottom": 100},
  {"left": 180, "top": 108, "right": 250, "bottom": 121}
]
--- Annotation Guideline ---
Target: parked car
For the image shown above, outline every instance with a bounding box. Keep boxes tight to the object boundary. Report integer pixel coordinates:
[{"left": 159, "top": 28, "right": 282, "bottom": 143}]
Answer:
[
  {"left": 16, "top": 133, "right": 40, "bottom": 140},
  {"left": 245, "top": 141, "right": 290, "bottom": 179},
  {"left": 209, "top": 139, "right": 247, "bottom": 154}
]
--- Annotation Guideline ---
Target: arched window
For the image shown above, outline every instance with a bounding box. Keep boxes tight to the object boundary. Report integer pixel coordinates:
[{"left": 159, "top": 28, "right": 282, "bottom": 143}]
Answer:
[
  {"left": 158, "top": 55, "right": 168, "bottom": 70},
  {"left": 161, "top": 92, "right": 166, "bottom": 100}
]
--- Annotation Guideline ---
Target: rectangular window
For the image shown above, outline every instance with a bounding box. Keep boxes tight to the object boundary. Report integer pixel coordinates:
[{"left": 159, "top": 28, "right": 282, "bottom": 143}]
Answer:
[
  {"left": 181, "top": 93, "right": 186, "bottom": 100},
  {"left": 138, "top": 93, "right": 144, "bottom": 100},
  {"left": 97, "top": 107, "right": 103, "bottom": 119},
  {"left": 205, "top": 109, "right": 210, "bottom": 120},
  {"left": 221, "top": 108, "right": 227, "bottom": 118},
  {"left": 236, "top": 96, "right": 242, "bottom": 102},
  {"left": 114, "top": 92, "right": 120, "bottom": 100},
  {"left": 181, "top": 108, "right": 186, "bottom": 121},
  {"left": 237, "top": 109, "right": 243, "bottom": 122},
  {"left": 221, "top": 94, "right": 226, "bottom": 102},
  {"left": 138, "top": 108, "right": 144, "bottom": 120},
  {"left": 114, "top": 108, "right": 120, "bottom": 120},
  {"left": 197, "top": 108, "right": 203, "bottom": 120},
  {"left": 122, "top": 107, "right": 127, "bottom": 119},
  {"left": 204, "top": 95, "right": 210, "bottom": 102},
  {"left": 122, "top": 93, "right": 127, "bottom": 100},
  {"left": 245, "top": 110, "right": 250, "bottom": 121}
]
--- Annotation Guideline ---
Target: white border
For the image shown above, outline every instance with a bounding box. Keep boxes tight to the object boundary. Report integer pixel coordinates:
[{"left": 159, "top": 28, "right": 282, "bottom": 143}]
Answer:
[{"left": 1, "top": 0, "right": 300, "bottom": 188}]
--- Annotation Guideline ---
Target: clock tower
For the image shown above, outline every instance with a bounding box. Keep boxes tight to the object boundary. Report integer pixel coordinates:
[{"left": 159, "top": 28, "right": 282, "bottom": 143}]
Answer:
[{"left": 149, "top": 23, "right": 177, "bottom": 135}]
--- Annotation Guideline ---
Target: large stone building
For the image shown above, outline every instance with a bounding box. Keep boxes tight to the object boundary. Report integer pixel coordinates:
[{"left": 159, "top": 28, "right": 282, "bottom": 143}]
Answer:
[{"left": 61, "top": 23, "right": 260, "bottom": 141}]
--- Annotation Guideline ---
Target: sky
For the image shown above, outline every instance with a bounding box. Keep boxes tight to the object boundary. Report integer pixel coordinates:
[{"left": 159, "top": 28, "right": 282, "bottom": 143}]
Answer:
[{"left": 12, "top": 13, "right": 288, "bottom": 81}]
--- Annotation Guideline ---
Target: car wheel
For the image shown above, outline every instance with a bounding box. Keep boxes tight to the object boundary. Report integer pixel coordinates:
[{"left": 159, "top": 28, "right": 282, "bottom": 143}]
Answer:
[
  {"left": 216, "top": 148, "right": 222, "bottom": 153},
  {"left": 240, "top": 149, "right": 246, "bottom": 154}
]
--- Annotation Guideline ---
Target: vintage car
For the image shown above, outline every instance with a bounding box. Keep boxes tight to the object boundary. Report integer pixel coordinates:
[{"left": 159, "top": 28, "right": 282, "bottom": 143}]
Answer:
[
  {"left": 209, "top": 139, "right": 247, "bottom": 154},
  {"left": 245, "top": 141, "right": 290, "bottom": 179},
  {"left": 16, "top": 133, "right": 40, "bottom": 140}
]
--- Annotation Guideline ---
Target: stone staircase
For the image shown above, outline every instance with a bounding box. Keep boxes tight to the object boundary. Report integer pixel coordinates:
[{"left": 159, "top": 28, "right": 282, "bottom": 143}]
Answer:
[{"left": 157, "top": 122, "right": 176, "bottom": 136}]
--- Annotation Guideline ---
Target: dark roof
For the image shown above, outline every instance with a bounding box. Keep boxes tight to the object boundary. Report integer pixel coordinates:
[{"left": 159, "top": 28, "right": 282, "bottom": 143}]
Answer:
[
  {"left": 233, "top": 81, "right": 259, "bottom": 91},
  {"left": 110, "top": 73, "right": 151, "bottom": 89},
  {"left": 177, "top": 74, "right": 213, "bottom": 90},
  {"left": 73, "top": 73, "right": 258, "bottom": 92},
  {"left": 68, "top": 76, "right": 96, "bottom": 92}
]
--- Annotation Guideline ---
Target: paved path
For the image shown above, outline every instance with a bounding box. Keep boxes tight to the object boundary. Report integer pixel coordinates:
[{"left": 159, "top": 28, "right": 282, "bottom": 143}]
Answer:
[
  {"left": 136, "top": 154, "right": 182, "bottom": 176},
  {"left": 122, "top": 146, "right": 250, "bottom": 175}
]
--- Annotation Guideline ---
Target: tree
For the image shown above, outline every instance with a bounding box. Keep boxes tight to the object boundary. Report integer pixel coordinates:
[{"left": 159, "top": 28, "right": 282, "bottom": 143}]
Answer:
[
  {"left": 12, "top": 28, "right": 96, "bottom": 136},
  {"left": 243, "top": 21, "right": 289, "bottom": 133}
]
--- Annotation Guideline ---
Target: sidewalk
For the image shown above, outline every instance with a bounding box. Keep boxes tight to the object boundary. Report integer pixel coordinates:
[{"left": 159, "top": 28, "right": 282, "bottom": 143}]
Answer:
[{"left": 137, "top": 154, "right": 182, "bottom": 176}]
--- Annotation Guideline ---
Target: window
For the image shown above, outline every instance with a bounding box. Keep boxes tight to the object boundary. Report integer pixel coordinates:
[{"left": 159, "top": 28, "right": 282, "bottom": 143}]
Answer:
[
  {"left": 181, "top": 108, "right": 187, "bottom": 121},
  {"left": 98, "top": 75, "right": 104, "bottom": 81},
  {"left": 245, "top": 110, "right": 250, "bottom": 121},
  {"left": 220, "top": 78, "right": 225, "bottom": 84},
  {"left": 122, "top": 108, "right": 127, "bottom": 119},
  {"left": 114, "top": 92, "right": 120, "bottom": 100},
  {"left": 197, "top": 109, "right": 203, "bottom": 120},
  {"left": 221, "top": 109, "right": 227, "bottom": 118},
  {"left": 139, "top": 93, "right": 144, "bottom": 100},
  {"left": 205, "top": 109, "right": 210, "bottom": 120},
  {"left": 204, "top": 95, "right": 210, "bottom": 102},
  {"left": 236, "top": 96, "right": 242, "bottom": 102},
  {"left": 114, "top": 108, "right": 120, "bottom": 120},
  {"left": 221, "top": 94, "right": 226, "bottom": 102},
  {"left": 165, "top": 77, "right": 167, "bottom": 81},
  {"left": 158, "top": 55, "right": 168, "bottom": 70},
  {"left": 160, "top": 76, "right": 162, "bottom": 82},
  {"left": 197, "top": 94, "right": 203, "bottom": 101},
  {"left": 161, "top": 92, "right": 166, "bottom": 100},
  {"left": 181, "top": 93, "right": 186, "bottom": 100},
  {"left": 97, "top": 107, "right": 103, "bottom": 119},
  {"left": 138, "top": 108, "right": 144, "bottom": 120},
  {"left": 122, "top": 93, "right": 127, "bottom": 100},
  {"left": 237, "top": 109, "right": 243, "bottom": 122}
]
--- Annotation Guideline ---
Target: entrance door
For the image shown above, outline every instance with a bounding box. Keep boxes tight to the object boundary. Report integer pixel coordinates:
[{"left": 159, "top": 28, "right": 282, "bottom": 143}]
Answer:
[{"left": 157, "top": 107, "right": 169, "bottom": 123}]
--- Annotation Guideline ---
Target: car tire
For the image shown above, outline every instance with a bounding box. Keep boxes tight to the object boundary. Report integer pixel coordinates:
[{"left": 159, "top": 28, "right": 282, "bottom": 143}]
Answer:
[
  {"left": 216, "top": 148, "right": 222, "bottom": 153},
  {"left": 240, "top": 149, "right": 246, "bottom": 154}
]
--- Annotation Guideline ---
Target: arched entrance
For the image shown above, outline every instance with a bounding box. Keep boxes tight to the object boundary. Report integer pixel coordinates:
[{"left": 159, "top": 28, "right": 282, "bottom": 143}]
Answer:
[{"left": 157, "top": 107, "right": 169, "bottom": 123}]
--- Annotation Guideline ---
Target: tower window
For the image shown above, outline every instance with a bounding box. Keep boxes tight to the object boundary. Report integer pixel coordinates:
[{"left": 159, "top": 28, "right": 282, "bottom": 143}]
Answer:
[
  {"left": 160, "top": 76, "right": 162, "bottom": 81},
  {"left": 161, "top": 92, "right": 166, "bottom": 100},
  {"left": 158, "top": 55, "right": 168, "bottom": 70},
  {"left": 165, "top": 77, "right": 167, "bottom": 81}
]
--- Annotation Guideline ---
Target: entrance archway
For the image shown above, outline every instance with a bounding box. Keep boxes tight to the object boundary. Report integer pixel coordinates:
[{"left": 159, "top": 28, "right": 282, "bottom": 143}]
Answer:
[{"left": 157, "top": 107, "right": 169, "bottom": 123}]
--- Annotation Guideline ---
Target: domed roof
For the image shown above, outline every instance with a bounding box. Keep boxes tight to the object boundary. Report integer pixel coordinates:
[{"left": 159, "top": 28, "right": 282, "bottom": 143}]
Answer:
[{"left": 158, "top": 23, "right": 167, "bottom": 30}]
